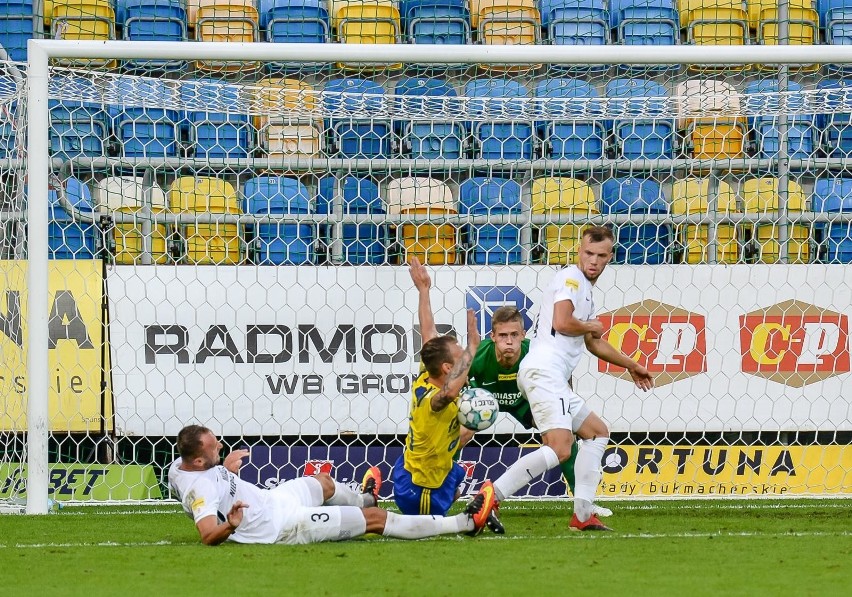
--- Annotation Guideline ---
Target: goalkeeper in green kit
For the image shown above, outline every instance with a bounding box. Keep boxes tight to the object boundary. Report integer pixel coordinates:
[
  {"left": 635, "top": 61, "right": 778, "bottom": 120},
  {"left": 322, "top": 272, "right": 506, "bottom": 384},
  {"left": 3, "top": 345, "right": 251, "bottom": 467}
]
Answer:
[{"left": 467, "top": 305, "right": 612, "bottom": 520}]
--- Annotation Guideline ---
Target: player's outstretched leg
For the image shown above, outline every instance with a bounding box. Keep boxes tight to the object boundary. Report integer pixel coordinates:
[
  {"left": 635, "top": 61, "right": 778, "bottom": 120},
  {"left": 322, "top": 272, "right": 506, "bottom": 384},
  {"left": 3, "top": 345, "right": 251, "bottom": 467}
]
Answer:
[
  {"left": 563, "top": 441, "right": 613, "bottom": 518},
  {"left": 361, "top": 466, "right": 382, "bottom": 508}
]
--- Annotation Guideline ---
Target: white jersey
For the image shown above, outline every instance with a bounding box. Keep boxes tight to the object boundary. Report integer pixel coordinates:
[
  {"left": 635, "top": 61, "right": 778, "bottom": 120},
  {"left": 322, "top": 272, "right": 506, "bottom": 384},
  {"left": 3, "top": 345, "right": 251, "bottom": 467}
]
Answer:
[
  {"left": 521, "top": 265, "right": 596, "bottom": 379},
  {"left": 168, "top": 459, "right": 278, "bottom": 544}
]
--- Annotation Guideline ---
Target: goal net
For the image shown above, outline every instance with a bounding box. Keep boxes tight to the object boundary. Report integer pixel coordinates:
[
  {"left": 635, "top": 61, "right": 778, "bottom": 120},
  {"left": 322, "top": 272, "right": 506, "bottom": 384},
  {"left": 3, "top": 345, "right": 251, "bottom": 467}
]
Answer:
[{"left": 9, "top": 36, "right": 852, "bottom": 509}]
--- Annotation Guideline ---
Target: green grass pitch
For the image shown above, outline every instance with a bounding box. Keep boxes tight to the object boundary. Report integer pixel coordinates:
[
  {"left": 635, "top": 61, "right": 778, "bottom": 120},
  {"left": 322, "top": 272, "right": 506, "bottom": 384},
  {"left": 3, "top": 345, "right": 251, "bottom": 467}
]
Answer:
[{"left": 1, "top": 500, "right": 849, "bottom": 596}]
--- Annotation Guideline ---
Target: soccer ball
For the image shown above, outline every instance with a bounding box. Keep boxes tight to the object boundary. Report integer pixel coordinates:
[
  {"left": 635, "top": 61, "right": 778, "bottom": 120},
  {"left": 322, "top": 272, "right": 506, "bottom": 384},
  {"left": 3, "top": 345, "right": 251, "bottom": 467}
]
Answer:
[{"left": 457, "top": 387, "right": 499, "bottom": 431}]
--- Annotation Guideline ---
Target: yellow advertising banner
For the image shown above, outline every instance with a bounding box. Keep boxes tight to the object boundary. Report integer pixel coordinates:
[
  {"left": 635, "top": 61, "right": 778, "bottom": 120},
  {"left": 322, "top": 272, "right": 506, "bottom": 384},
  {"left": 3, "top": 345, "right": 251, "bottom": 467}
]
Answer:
[
  {"left": 600, "top": 445, "right": 852, "bottom": 497},
  {"left": 0, "top": 260, "right": 112, "bottom": 432}
]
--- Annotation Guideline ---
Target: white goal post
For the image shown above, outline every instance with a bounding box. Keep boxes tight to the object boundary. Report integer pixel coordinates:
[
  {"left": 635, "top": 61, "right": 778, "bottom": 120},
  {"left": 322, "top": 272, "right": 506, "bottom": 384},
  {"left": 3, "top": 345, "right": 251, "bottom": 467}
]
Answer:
[{"left": 19, "top": 40, "right": 852, "bottom": 514}]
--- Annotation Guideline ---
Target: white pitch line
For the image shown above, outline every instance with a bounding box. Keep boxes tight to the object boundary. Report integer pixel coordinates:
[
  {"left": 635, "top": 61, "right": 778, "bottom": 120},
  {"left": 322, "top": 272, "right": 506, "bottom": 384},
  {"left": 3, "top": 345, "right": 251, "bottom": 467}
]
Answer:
[
  {"left": 475, "top": 530, "right": 852, "bottom": 540},
  {"left": 0, "top": 540, "right": 176, "bottom": 549}
]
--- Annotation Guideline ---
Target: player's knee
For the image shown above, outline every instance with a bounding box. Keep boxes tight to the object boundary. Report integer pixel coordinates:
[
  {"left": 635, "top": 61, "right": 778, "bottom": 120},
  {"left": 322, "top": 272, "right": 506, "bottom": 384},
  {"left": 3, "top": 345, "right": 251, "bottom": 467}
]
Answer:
[
  {"left": 314, "top": 473, "right": 335, "bottom": 499},
  {"left": 553, "top": 442, "right": 573, "bottom": 463},
  {"left": 362, "top": 506, "right": 387, "bottom": 534}
]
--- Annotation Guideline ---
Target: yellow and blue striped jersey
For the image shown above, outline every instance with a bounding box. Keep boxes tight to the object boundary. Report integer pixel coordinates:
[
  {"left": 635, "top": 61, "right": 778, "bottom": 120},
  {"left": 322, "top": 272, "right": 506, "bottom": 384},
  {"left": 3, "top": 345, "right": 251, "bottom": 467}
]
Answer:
[{"left": 402, "top": 367, "right": 461, "bottom": 489}]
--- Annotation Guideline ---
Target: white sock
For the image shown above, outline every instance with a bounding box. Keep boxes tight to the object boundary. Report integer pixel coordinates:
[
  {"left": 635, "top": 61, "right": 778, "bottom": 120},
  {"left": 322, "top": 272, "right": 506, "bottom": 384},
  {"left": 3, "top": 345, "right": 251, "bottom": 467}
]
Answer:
[
  {"left": 573, "top": 437, "right": 608, "bottom": 522},
  {"left": 324, "top": 482, "right": 370, "bottom": 507},
  {"left": 381, "top": 511, "right": 471, "bottom": 539},
  {"left": 493, "top": 445, "right": 560, "bottom": 502}
]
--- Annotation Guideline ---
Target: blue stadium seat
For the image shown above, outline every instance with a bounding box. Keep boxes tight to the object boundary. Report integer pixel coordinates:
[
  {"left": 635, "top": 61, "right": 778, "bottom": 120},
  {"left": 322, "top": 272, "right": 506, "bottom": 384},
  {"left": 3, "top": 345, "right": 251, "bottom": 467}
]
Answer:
[
  {"left": 181, "top": 79, "right": 252, "bottom": 160},
  {"left": 0, "top": 74, "right": 20, "bottom": 159},
  {"left": 394, "top": 78, "right": 464, "bottom": 159},
  {"left": 821, "top": 0, "right": 852, "bottom": 57},
  {"left": 465, "top": 79, "right": 533, "bottom": 160},
  {"left": 109, "top": 78, "right": 180, "bottom": 158},
  {"left": 242, "top": 176, "right": 314, "bottom": 265},
  {"left": 121, "top": 0, "right": 187, "bottom": 72},
  {"left": 744, "top": 80, "right": 816, "bottom": 159},
  {"left": 540, "top": 0, "right": 608, "bottom": 72},
  {"left": 0, "top": 1, "right": 38, "bottom": 61},
  {"left": 813, "top": 177, "right": 852, "bottom": 263},
  {"left": 400, "top": 0, "right": 470, "bottom": 44},
  {"left": 601, "top": 177, "right": 669, "bottom": 264},
  {"left": 48, "top": 177, "right": 98, "bottom": 260},
  {"left": 458, "top": 177, "right": 523, "bottom": 264},
  {"left": 324, "top": 78, "right": 391, "bottom": 158},
  {"left": 605, "top": 78, "right": 674, "bottom": 159},
  {"left": 535, "top": 78, "right": 606, "bottom": 159},
  {"left": 609, "top": 0, "right": 678, "bottom": 71},
  {"left": 49, "top": 77, "right": 110, "bottom": 160},
  {"left": 817, "top": 78, "right": 852, "bottom": 156},
  {"left": 260, "top": 0, "right": 329, "bottom": 73},
  {"left": 316, "top": 176, "right": 387, "bottom": 264}
]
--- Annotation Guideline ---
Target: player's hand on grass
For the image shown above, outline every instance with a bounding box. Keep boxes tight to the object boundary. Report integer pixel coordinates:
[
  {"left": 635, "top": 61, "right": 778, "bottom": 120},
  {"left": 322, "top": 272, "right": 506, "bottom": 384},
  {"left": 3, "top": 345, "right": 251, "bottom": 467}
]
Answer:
[
  {"left": 227, "top": 500, "right": 248, "bottom": 530},
  {"left": 408, "top": 257, "right": 431, "bottom": 292},
  {"left": 629, "top": 364, "right": 654, "bottom": 391},
  {"left": 224, "top": 449, "right": 249, "bottom": 474}
]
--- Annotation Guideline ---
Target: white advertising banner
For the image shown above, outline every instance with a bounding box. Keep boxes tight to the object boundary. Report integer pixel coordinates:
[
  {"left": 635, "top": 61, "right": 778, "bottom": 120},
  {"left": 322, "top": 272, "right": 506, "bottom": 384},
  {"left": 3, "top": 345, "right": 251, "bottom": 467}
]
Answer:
[{"left": 106, "top": 265, "right": 852, "bottom": 437}]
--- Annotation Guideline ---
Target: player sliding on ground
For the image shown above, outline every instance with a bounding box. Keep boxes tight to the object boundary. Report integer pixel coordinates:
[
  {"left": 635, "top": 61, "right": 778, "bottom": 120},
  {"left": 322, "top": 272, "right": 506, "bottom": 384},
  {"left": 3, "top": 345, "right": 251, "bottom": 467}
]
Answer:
[
  {"left": 168, "top": 425, "right": 497, "bottom": 545},
  {"left": 478, "top": 226, "right": 654, "bottom": 531},
  {"left": 467, "top": 305, "right": 613, "bottom": 521}
]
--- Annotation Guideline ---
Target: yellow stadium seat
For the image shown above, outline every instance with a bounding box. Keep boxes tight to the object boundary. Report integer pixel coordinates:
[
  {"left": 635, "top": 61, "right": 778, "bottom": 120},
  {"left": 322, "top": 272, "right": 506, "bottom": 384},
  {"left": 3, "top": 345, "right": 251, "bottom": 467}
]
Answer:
[
  {"left": 676, "top": 80, "right": 747, "bottom": 159},
  {"left": 385, "top": 177, "right": 458, "bottom": 265},
  {"left": 94, "top": 177, "right": 171, "bottom": 265},
  {"left": 530, "top": 177, "right": 598, "bottom": 265},
  {"left": 473, "top": 0, "right": 540, "bottom": 70},
  {"left": 741, "top": 177, "right": 811, "bottom": 263},
  {"left": 254, "top": 78, "right": 323, "bottom": 159},
  {"left": 671, "top": 178, "right": 741, "bottom": 263},
  {"left": 195, "top": 0, "right": 259, "bottom": 73},
  {"left": 329, "top": 1, "right": 400, "bottom": 69},
  {"left": 51, "top": 0, "right": 116, "bottom": 68},
  {"left": 168, "top": 176, "right": 242, "bottom": 265},
  {"left": 752, "top": 0, "right": 818, "bottom": 70},
  {"left": 679, "top": 0, "right": 749, "bottom": 46}
]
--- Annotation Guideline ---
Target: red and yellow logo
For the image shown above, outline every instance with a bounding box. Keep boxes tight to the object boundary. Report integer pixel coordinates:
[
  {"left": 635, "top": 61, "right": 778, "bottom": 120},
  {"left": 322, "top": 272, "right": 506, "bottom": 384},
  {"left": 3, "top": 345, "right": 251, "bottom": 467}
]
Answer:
[
  {"left": 740, "top": 300, "right": 850, "bottom": 387},
  {"left": 303, "top": 460, "right": 334, "bottom": 476},
  {"left": 598, "top": 300, "right": 707, "bottom": 386}
]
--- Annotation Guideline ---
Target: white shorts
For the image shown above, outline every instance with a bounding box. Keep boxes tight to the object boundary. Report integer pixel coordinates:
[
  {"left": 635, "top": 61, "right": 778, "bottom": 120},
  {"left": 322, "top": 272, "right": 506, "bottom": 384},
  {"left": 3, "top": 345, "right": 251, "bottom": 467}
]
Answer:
[
  {"left": 517, "top": 367, "right": 590, "bottom": 433},
  {"left": 268, "top": 477, "right": 366, "bottom": 545}
]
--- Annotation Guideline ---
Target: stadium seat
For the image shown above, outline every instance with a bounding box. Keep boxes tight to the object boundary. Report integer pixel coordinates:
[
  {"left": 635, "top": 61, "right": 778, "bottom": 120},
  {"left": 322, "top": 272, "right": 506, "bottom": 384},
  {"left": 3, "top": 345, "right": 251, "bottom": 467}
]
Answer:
[
  {"left": 254, "top": 78, "right": 323, "bottom": 159},
  {"left": 465, "top": 79, "right": 534, "bottom": 160},
  {"left": 817, "top": 78, "right": 852, "bottom": 155},
  {"left": 49, "top": 76, "right": 109, "bottom": 159},
  {"left": 824, "top": 0, "right": 852, "bottom": 63},
  {"left": 168, "top": 176, "right": 242, "bottom": 265},
  {"left": 610, "top": 0, "right": 679, "bottom": 72},
  {"left": 242, "top": 176, "right": 314, "bottom": 265},
  {"left": 530, "top": 177, "right": 598, "bottom": 264},
  {"left": 813, "top": 177, "right": 852, "bottom": 262},
  {"left": 121, "top": 0, "right": 188, "bottom": 72},
  {"left": 458, "top": 177, "right": 523, "bottom": 265},
  {"left": 109, "top": 77, "right": 180, "bottom": 159},
  {"left": 316, "top": 176, "right": 386, "bottom": 264},
  {"left": 51, "top": 0, "right": 116, "bottom": 68},
  {"left": 0, "top": 0, "right": 39, "bottom": 61},
  {"left": 600, "top": 177, "right": 670, "bottom": 264},
  {"left": 675, "top": 79, "right": 746, "bottom": 159},
  {"left": 48, "top": 176, "right": 98, "bottom": 260},
  {"left": 753, "top": 0, "right": 818, "bottom": 70},
  {"left": 741, "top": 176, "right": 811, "bottom": 263},
  {"left": 679, "top": 0, "right": 749, "bottom": 59},
  {"left": 385, "top": 177, "right": 458, "bottom": 264},
  {"left": 535, "top": 78, "right": 606, "bottom": 160},
  {"left": 401, "top": 0, "right": 471, "bottom": 45},
  {"left": 671, "top": 177, "right": 740, "bottom": 263},
  {"left": 743, "top": 80, "right": 816, "bottom": 159},
  {"left": 194, "top": 0, "right": 259, "bottom": 73},
  {"left": 324, "top": 78, "right": 391, "bottom": 158},
  {"left": 605, "top": 78, "right": 674, "bottom": 160},
  {"left": 540, "top": 0, "right": 608, "bottom": 72},
  {"left": 330, "top": 0, "right": 400, "bottom": 68},
  {"left": 261, "top": 0, "right": 329, "bottom": 73},
  {"left": 94, "top": 176, "right": 170, "bottom": 265},
  {"left": 0, "top": 74, "right": 21, "bottom": 159},
  {"left": 394, "top": 78, "right": 464, "bottom": 159},
  {"left": 181, "top": 79, "right": 253, "bottom": 160}
]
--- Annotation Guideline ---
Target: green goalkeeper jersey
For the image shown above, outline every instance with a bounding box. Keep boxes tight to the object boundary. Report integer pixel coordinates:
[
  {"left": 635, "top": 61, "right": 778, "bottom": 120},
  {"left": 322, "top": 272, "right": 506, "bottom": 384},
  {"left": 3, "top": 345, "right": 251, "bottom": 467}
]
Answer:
[{"left": 468, "top": 338, "right": 534, "bottom": 429}]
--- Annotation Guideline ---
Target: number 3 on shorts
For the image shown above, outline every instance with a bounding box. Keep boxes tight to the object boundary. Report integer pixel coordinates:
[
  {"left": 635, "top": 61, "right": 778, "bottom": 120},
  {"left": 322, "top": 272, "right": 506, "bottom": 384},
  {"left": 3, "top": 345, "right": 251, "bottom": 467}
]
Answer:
[{"left": 310, "top": 512, "right": 330, "bottom": 523}]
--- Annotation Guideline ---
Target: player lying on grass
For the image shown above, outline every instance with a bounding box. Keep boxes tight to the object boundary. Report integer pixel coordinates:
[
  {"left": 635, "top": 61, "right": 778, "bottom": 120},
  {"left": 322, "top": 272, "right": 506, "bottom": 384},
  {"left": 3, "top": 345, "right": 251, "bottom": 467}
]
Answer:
[
  {"left": 168, "top": 425, "right": 497, "bottom": 546},
  {"left": 388, "top": 257, "right": 500, "bottom": 533},
  {"left": 467, "top": 304, "right": 612, "bottom": 522},
  {"left": 474, "top": 226, "right": 653, "bottom": 531}
]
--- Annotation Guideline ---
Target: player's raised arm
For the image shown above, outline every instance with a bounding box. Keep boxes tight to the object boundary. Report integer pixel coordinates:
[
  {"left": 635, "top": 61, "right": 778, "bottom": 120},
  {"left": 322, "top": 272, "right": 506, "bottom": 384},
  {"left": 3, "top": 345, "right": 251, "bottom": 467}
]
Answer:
[
  {"left": 432, "top": 309, "right": 481, "bottom": 410},
  {"left": 409, "top": 257, "right": 439, "bottom": 344}
]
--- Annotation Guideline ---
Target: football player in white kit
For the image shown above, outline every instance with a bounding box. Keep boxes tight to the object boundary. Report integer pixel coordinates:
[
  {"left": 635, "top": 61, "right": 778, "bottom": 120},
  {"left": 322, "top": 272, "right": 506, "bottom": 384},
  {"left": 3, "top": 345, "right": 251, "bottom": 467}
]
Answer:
[
  {"left": 168, "top": 425, "right": 497, "bottom": 545},
  {"left": 486, "top": 226, "right": 654, "bottom": 531}
]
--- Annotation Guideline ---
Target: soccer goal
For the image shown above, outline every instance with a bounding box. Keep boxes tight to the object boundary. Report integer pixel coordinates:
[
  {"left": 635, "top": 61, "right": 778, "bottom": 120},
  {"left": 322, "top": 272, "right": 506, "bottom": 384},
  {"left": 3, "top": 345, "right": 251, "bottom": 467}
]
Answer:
[{"left": 7, "top": 39, "right": 852, "bottom": 514}]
